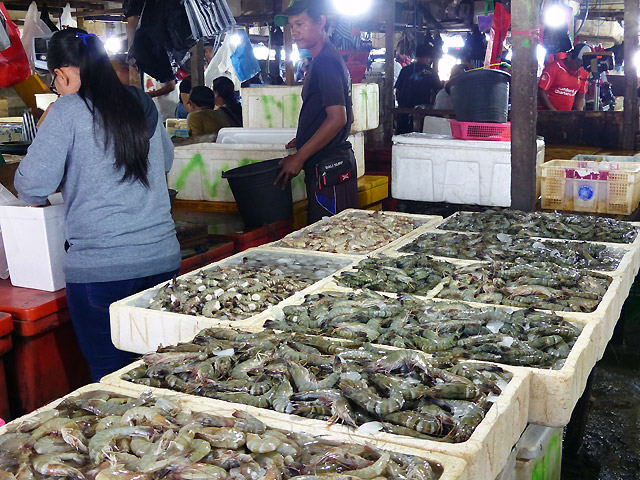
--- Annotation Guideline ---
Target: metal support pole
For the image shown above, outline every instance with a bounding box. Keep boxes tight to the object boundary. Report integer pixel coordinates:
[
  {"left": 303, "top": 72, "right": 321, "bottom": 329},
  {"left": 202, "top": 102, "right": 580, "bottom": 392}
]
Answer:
[
  {"left": 283, "top": 0, "right": 295, "bottom": 85},
  {"left": 623, "top": 0, "right": 639, "bottom": 150},
  {"left": 510, "top": 0, "right": 540, "bottom": 211},
  {"left": 384, "top": 0, "right": 396, "bottom": 142}
]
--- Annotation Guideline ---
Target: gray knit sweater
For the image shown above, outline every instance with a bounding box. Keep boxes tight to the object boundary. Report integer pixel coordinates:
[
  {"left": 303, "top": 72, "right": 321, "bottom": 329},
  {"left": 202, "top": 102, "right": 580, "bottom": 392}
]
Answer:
[{"left": 15, "top": 91, "right": 181, "bottom": 283}]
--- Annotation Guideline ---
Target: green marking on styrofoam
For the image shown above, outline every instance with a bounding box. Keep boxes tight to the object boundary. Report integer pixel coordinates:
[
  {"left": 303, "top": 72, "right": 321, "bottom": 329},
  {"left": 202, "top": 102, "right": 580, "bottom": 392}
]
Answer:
[
  {"left": 261, "top": 95, "right": 275, "bottom": 128},
  {"left": 175, "top": 153, "right": 206, "bottom": 191}
]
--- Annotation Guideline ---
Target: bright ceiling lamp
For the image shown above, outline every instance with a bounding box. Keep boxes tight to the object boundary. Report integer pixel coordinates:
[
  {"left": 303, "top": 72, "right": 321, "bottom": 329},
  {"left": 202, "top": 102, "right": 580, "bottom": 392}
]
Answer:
[
  {"left": 332, "top": 0, "right": 371, "bottom": 16},
  {"left": 544, "top": 4, "right": 569, "bottom": 28},
  {"left": 104, "top": 37, "right": 123, "bottom": 54},
  {"left": 229, "top": 33, "right": 243, "bottom": 47}
]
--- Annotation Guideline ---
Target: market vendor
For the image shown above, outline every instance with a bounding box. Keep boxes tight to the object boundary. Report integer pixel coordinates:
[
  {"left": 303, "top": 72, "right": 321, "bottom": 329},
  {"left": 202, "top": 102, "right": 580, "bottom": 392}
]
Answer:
[
  {"left": 538, "top": 43, "right": 591, "bottom": 111},
  {"left": 273, "top": 0, "right": 358, "bottom": 223},
  {"left": 187, "top": 80, "right": 242, "bottom": 137},
  {"left": 14, "top": 29, "right": 180, "bottom": 382}
]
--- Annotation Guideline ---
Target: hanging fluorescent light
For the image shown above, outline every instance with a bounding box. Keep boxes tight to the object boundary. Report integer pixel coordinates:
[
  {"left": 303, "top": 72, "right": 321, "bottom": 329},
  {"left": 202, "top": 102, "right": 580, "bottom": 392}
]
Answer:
[
  {"left": 332, "top": 0, "right": 371, "bottom": 16},
  {"left": 104, "top": 37, "right": 123, "bottom": 54}
]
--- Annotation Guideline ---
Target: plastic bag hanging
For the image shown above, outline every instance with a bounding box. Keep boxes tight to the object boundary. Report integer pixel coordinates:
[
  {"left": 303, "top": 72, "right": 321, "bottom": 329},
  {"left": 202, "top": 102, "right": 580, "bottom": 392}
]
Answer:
[
  {"left": 0, "top": 3, "right": 32, "bottom": 88},
  {"left": 21, "top": 1, "right": 52, "bottom": 71},
  {"left": 59, "top": 3, "right": 77, "bottom": 29},
  {"left": 229, "top": 31, "right": 260, "bottom": 83},
  {"left": 0, "top": 11, "right": 10, "bottom": 51},
  {"left": 183, "top": 0, "right": 236, "bottom": 39},
  {"left": 128, "top": 0, "right": 195, "bottom": 83}
]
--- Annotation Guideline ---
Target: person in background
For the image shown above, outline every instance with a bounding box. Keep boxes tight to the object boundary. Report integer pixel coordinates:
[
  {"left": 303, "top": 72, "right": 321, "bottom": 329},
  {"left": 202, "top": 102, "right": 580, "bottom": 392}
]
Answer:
[
  {"left": 186, "top": 80, "right": 242, "bottom": 137},
  {"left": 396, "top": 39, "right": 412, "bottom": 68},
  {"left": 143, "top": 74, "right": 179, "bottom": 122},
  {"left": 538, "top": 43, "right": 590, "bottom": 111},
  {"left": 176, "top": 74, "right": 191, "bottom": 119},
  {"left": 204, "top": 44, "right": 214, "bottom": 66},
  {"left": 273, "top": 0, "right": 358, "bottom": 223},
  {"left": 111, "top": 54, "right": 130, "bottom": 85},
  {"left": 14, "top": 28, "right": 179, "bottom": 382},
  {"left": 395, "top": 43, "right": 441, "bottom": 134},
  {"left": 433, "top": 63, "right": 467, "bottom": 110}
]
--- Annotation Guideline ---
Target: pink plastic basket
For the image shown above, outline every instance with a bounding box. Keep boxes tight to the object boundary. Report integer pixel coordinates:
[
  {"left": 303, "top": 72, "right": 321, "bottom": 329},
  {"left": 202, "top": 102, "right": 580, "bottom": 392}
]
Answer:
[{"left": 449, "top": 120, "right": 511, "bottom": 141}]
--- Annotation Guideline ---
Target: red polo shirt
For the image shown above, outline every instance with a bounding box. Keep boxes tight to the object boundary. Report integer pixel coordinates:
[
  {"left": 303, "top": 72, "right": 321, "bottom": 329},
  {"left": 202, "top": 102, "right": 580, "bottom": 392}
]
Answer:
[{"left": 538, "top": 60, "right": 589, "bottom": 110}]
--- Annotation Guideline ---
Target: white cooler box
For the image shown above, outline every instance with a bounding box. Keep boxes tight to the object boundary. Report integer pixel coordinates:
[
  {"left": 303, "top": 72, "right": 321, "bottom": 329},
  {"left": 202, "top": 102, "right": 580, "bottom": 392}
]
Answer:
[
  {"left": 0, "top": 194, "right": 66, "bottom": 291},
  {"left": 391, "top": 133, "right": 545, "bottom": 207},
  {"left": 217, "top": 127, "right": 365, "bottom": 178}
]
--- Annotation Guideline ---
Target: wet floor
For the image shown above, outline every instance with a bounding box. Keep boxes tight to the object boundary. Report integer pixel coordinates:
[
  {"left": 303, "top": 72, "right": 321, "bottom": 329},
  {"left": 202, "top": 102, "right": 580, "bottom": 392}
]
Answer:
[{"left": 561, "top": 292, "right": 640, "bottom": 480}]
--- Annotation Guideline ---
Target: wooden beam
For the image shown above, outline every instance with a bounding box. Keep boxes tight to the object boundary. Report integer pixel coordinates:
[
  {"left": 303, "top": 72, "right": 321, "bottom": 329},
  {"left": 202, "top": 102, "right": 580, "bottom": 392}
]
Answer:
[
  {"left": 510, "top": 0, "right": 541, "bottom": 211},
  {"left": 622, "top": 0, "right": 639, "bottom": 150},
  {"left": 384, "top": 0, "right": 396, "bottom": 142},
  {"left": 191, "top": 41, "right": 205, "bottom": 87}
]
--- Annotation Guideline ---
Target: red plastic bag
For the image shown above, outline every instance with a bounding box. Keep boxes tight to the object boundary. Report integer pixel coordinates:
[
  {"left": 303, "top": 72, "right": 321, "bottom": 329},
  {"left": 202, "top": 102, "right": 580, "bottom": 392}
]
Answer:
[{"left": 0, "top": 3, "right": 31, "bottom": 88}]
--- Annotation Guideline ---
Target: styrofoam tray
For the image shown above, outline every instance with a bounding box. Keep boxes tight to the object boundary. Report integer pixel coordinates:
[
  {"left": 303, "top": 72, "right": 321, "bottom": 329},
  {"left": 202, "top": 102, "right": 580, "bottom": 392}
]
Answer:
[
  {"left": 110, "top": 248, "right": 359, "bottom": 354},
  {"left": 268, "top": 209, "right": 442, "bottom": 255},
  {"left": 383, "top": 228, "right": 637, "bottom": 284},
  {"left": 2, "top": 383, "right": 469, "bottom": 480},
  {"left": 254, "top": 284, "right": 608, "bottom": 428},
  {"left": 102, "top": 358, "right": 529, "bottom": 480}
]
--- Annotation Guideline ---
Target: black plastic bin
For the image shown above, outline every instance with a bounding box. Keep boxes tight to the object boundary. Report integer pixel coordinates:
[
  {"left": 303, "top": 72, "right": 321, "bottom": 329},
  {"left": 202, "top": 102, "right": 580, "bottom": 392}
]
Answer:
[
  {"left": 449, "top": 69, "right": 511, "bottom": 123},
  {"left": 222, "top": 158, "right": 293, "bottom": 229}
]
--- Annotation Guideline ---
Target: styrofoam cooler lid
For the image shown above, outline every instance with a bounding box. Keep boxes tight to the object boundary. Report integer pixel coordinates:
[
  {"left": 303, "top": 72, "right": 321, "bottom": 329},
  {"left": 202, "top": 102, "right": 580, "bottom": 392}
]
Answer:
[
  {"left": 392, "top": 132, "right": 544, "bottom": 150},
  {"left": 217, "top": 128, "right": 297, "bottom": 145}
]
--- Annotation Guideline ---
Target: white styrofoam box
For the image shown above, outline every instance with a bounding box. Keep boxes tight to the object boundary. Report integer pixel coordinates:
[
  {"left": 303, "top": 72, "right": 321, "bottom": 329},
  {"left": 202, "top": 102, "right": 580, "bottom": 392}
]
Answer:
[
  {"left": 270, "top": 209, "right": 443, "bottom": 256},
  {"left": 241, "top": 84, "right": 378, "bottom": 133},
  {"left": 423, "top": 115, "right": 453, "bottom": 135},
  {"left": 0, "top": 197, "right": 66, "bottom": 291},
  {"left": 110, "top": 248, "right": 359, "bottom": 354},
  {"left": 241, "top": 85, "right": 303, "bottom": 129},
  {"left": 495, "top": 445, "right": 517, "bottom": 480},
  {"left": 4, "top": 382, "right": 470, "bottom": 480},
  {"left": 217, "top": 127, "right": 366, "bottom": 178},
  {"left": 103, "top": 356, "right": 528, "bottom": 480},
  {"left": 167, "top": 143, "right": 307, "bottom": 203},
  {"left": 391, "top": 133, "right": 545, "bottom": 206},
  {"left": 35, "top": 93, "right": 58, "bottom": 111}
]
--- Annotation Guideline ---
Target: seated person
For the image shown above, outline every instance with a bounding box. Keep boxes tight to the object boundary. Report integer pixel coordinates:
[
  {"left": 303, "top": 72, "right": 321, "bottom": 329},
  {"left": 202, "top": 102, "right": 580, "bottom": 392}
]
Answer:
[
  {"left": 212, "top": 76, "right": 243, "bottom": 127},
  {"left": 433, "top": 64, "right": 468, "bottom": 110},
  {"left": 186, "top": 85, "right": 233, "bottom": 136}
]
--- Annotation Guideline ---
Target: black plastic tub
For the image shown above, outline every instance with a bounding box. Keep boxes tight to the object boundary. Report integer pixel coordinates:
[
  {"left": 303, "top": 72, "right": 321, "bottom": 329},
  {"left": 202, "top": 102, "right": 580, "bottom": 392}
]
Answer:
[
  {"left": 222, "top": 158, "right": 293, "bottom": 229},
  {"left": 0, "top": 141, "right": 30, "bottom": 155},
  {"left": 449, "top": 69, "right": 511, "bottom": 123}
]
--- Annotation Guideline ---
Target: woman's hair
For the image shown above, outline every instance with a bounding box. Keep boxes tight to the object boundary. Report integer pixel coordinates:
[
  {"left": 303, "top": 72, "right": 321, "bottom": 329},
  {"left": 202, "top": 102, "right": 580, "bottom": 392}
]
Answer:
[
  {"left": 212, "top": 76, "right": 242, "bottom": 121},
  {"left": 47, "top": 28, "right": 151, "bottom": 187}
]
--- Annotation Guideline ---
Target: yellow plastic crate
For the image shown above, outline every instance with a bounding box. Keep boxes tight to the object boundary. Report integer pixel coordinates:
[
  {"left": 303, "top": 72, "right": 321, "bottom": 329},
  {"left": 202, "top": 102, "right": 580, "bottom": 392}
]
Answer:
[
  {"left": 364, "top": 201, "right": 383, "bottom": 211},
  {"left": 540, "top": 159, "right": 640, "bottom": 215},
  {"left": 292, "top": 199, "right": 308, "bottom": 230},
  {"left": 173, "top": 199, "right": 239, "bottom": 213},
  {"left": 357, "top": 174, "right": 389, "bottom": 207}
]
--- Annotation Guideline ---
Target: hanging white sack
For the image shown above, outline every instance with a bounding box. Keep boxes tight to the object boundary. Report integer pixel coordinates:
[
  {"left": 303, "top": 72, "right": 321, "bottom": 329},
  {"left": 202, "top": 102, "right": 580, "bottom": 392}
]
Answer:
[
  {"left": 21, "top": 1, "right": 52, "bottom": 71},
  {"left": 0, "top": 11, "right": 11, "bottom": 51},
  {"left": 59, "top": 3, "right": 77, "bottom": 29}
]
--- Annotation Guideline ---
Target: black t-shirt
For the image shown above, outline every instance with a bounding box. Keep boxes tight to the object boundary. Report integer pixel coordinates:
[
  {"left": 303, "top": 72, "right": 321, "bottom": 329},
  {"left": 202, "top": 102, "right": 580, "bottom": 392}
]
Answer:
[
  {"left": 124, "top": 0, "right": 146, "bottom": 17},
  {"left": 296, "top": 42, "right": 352, "bottom": 171},
  {"left": 395, "top": 62, "right": 441, "bottom": 108}
]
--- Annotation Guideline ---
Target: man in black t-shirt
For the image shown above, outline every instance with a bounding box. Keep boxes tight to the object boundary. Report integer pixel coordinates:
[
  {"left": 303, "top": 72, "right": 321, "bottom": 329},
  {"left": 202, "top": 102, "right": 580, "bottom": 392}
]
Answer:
[
  {"left": 274, "top": 0, "right": 358, "bottom": 223},
  {"left": 395, "top": 44, "right": 441, "bottom": 134}
]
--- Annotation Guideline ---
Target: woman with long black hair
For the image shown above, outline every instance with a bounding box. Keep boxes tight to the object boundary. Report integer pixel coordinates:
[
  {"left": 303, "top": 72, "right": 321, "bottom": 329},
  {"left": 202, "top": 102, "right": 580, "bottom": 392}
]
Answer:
[{"left": 14, "top": 28, "right": 180, "bottom": 382}]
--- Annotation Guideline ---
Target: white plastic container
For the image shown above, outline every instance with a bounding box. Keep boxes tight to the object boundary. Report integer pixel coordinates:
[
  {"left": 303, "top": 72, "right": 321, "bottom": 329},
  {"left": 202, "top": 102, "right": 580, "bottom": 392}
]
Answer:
[
  {"left": 391, "top": 133, "right": 545, "bottom": 206},
  {"left": 0, "top": 195, "right": 66, "bottom": 291},
  {"left": 241, "top": 84, "right": 378, "bottom": 133},
  {"left": 216, "top": 127, "right": 366, "bottom": 178},
  {"left": 167, "top": 143, "right": 306, "bottom": 203},
  {"left": 514, "top": 425, "right": 563, "bottom": 480}
]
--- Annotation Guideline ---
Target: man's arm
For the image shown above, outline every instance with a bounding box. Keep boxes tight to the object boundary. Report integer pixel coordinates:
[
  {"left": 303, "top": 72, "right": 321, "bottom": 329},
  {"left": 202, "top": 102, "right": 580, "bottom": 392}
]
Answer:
[
  {"left": 274, "top": 105, "right": 347, "bottom": 187},
  {"left": 148, "top": 80, "right": 176, "bottom": 98},
  {"left": 572, "top": 93, "right": 586, "bottom": 111},
  {"left": 538, "top": 87, "right": 557, "bottom": 111}
]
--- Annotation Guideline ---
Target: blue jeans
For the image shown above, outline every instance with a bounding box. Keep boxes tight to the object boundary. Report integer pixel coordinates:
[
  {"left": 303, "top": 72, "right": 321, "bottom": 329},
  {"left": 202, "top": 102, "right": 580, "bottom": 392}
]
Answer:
[{"left": 66, "top": 269, "right": 178, "bottom": 382}]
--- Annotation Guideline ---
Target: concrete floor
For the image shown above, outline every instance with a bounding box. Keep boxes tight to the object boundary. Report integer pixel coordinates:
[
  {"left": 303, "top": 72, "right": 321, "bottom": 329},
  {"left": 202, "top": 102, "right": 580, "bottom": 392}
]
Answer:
[{"left": 561, "top": 282, "right": 640, "bottom": 480}]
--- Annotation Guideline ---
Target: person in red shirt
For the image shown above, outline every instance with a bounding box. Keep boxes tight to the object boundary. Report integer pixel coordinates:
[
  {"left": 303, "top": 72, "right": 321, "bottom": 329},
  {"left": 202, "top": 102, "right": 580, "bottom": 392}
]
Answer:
[{"left": 538, "top": 43, "right": 591, "bottom": 111}]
